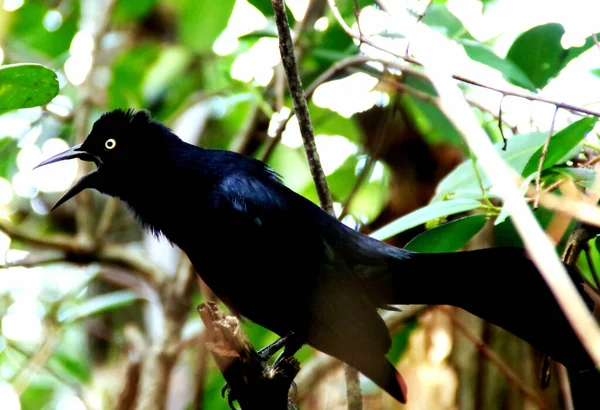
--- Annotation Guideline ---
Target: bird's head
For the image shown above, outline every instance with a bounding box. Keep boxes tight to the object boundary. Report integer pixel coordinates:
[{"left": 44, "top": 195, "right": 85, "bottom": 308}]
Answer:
[{"left": 34, "top": 108, "right": 167, "bottom": 210}]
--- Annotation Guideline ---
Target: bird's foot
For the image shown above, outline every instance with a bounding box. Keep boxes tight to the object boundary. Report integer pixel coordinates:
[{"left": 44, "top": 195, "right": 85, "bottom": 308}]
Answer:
[
  {"left": 220, "top": 333, "right": 295, "bottom": 408},
  {"left": 221, "top": 384, "right": 238, "bottom": 410},
  {"left": 257, "top": 334, "right": 289, "bottom": 363}
]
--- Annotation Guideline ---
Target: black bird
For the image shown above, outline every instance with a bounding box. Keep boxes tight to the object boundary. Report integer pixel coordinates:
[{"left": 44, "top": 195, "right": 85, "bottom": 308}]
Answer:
[{"left": 35, "top": 108, "right": 596, "bottom": 404}]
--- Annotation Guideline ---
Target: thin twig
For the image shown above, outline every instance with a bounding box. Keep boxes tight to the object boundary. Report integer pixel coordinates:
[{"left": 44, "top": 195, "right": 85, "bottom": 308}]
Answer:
[
  {"left": 534, "top": 106, "right": 560, "bottom": 207},
  {"left": 455, "top": 76, "right": 600, "bottom": 118},
  {"left": 115, "top": 357, "right": 142, "bottom": 410},
  {"left": 498, "top": 94, "right": 508, "bottom": 150},
  {"left": 442, "top": 307, "right": 550, "bottom": 409},
  {"left": 0, "top": 219, "right": 84, "bottom": 252},
  {"left": 415, "top": 41, "right": 600, "bottom": 367},
  {"left": 344, "top": 365, "right": 363, "bottom": 410},
  {"left": 526, "top": 184, "right": 600, "bottom": 228},
  {"left": 262, "top": 55, "right": 372, "bottom": 162},
  {"left": 7, "top": 338, "right": 81, "bottom": 393},
  {"left": 466, "top": 96, "right": 518, "bottom": 134},
  {"left": 352, "top": 0, "right": 364, "bottom": 47},
  {"left": 11, "top": 324, "right": 62, "bottom": 395},
  {"left": 0, "top": 255, "right": 67, "bottom": 269},
  {"left": 326, "top": 0, "right": 600, "bottom": 119},
  {"left": 557, "top": 364, "right": 575, "bottom": 410},
  {"left": 271, "top": 0, "right": 334, "bottom": 215},
  {"left": 0, "top": 219, "right": 164, "bottom": 285}
]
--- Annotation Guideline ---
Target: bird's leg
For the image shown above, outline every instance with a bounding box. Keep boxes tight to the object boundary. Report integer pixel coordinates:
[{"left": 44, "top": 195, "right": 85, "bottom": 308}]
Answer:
[
  {"left": 221, "top": 332, "right": 300, "bottom": 402},
  {"left": 271, "top": 331, "right": 303, "bottom": 368},
  {"left": 257, "top": 334, "right": 289, "bottom": 362}
]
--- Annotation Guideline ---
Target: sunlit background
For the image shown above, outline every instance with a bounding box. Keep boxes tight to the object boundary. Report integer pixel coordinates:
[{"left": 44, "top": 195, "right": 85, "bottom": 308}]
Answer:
[{"left": 1, "top": 0, "right": 600, "bottom": 409}]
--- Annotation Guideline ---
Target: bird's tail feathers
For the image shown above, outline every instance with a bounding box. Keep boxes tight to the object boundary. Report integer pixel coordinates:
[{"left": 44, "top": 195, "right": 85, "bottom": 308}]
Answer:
[
  {"left": 381, "top": 246, "right": 595, "bottom": 372},
  {"left": 347, "top": 354, "right": 407, "bottom": 404}
]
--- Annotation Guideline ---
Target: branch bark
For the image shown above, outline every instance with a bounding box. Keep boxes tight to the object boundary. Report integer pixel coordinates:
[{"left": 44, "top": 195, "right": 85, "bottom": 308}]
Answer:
[
  {"left": 198, "top": 302, "right": 300, "bottom": 410},
  {"left": 271, "top": 0, "right": 334, "bottom": 215}
]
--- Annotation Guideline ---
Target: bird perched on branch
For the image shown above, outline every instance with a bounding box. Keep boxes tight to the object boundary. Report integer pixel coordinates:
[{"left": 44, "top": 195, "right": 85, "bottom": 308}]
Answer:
[{"left": 35, "top": 108, "right": 597, "bottom": 406}]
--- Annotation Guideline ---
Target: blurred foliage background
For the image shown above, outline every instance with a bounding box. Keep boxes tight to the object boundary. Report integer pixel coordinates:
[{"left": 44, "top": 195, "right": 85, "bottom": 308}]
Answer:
[{"left": 1, "top": 0, "right": 600, "bottom": 409}]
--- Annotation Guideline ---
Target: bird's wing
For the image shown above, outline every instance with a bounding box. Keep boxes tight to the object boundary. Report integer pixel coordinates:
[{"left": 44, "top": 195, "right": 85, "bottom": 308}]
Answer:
[{"left": 217, "top": 172, "right": 393, "bottom": 358}]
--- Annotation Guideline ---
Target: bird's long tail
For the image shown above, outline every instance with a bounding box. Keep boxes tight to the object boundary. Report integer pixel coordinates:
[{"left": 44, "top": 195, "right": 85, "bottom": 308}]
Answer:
[
  {"left": 376, "top": 246, "right": 600, "bottom": 408},
  {"left": 383, "top": 248, "right": 593, "bottom": 369},
  {"left": 379, "top": 247, "right": 595, "bottom": 372}
]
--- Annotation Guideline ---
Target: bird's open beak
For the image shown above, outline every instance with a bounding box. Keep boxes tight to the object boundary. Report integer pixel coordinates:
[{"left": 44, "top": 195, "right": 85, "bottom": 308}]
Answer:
[{"left": 34, "top": 143, "right": 102, "bottom": 211}]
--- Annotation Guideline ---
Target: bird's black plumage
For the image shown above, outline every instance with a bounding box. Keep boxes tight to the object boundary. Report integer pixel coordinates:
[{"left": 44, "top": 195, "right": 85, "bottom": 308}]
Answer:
[{"left": 36, "top": 108, "right": 597, "bottom": 405}]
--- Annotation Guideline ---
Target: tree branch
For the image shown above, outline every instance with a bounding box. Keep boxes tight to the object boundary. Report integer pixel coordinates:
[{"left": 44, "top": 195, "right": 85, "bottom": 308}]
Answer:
[
  {"left": 0, "top": 219, "right": 164, "bottom": 286},
  {"left": 271, "top": 0, "right": 334, "bottom": 215},
  {"left": 198, "top": 302, "right": 300, "bottom": 410}
]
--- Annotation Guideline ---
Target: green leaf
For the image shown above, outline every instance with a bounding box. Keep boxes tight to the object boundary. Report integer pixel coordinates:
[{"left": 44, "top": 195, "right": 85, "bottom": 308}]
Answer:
[
  {"left": 404, "top": 214, "right": 488, "bottom": 253},
  {"left": 20, "top": 382, "right": 56, "bottom": 410},
  {"left": 459, "top": 39, "right": 536, "bottom": 91},
  {"left": 48, "top": 349, "right": 91, "bottom": 383},
  {"left": 506, "top": 23, "right": 565, "bottom": 89},
  {"left": 521, "top": 117, "right": 597, "bottom": 177},
  {"left": 550, "top": 166, "right": 596, "bottom": 189},
  {"left": 9, "top": 2, "right": 79, "bottom": 58},
  {"left": 370, "top": 198, "right": 482, "bottom": 241},
  {"left": 327, "top": 155, "right": 360, "bottom": 200},
  {"left": 310, "top": 101, "right": 362, "bottom": 143},
  {"left": 247, "top": 0, "right": 274, "bottom": 16},
  {"left": 506, "top": 24, "right": 598, "bottom": 89},
  {"left": 0, "top": 136, "right": 19, "bottom": 178},
  {"left": 592, "top": 68, "right": 600, "bottom": 78},
  {"left": 58, "top": 290, "right": 143, "bottom": 324},
  {"left": 431, "top": 131, "right": 547, "bottom": 202},
  {"left": 178, "top": 0, "right": 236, "bottom": 53},
  {"left": 0, "top": 64, "right": 59, "bottom": 111}
]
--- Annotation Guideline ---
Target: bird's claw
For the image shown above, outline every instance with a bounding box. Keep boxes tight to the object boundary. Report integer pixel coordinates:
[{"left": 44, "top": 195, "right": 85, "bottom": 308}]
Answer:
[{"left": 221, "top": 383, "right": 237, "bottom": 410}]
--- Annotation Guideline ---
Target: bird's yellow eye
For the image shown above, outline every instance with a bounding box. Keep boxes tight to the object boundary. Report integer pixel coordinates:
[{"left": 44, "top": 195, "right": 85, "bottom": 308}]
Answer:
[{"left": 105, "top": 139, "right": 116, "bottom": 150}]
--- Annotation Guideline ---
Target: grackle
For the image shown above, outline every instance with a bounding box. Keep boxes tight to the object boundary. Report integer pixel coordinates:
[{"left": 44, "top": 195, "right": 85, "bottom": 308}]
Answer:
[{"left": 35, "top": 109, "right": 597, "bottom": 405}]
